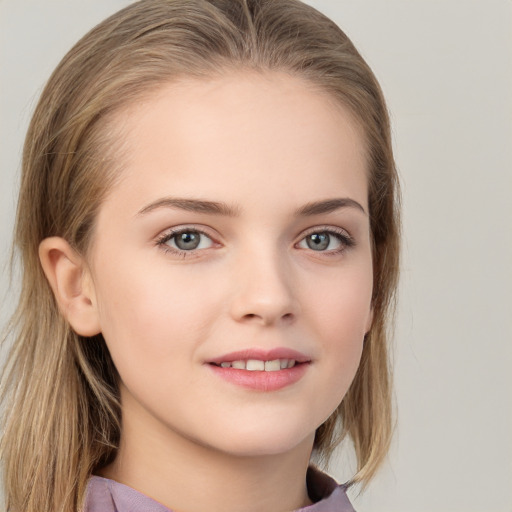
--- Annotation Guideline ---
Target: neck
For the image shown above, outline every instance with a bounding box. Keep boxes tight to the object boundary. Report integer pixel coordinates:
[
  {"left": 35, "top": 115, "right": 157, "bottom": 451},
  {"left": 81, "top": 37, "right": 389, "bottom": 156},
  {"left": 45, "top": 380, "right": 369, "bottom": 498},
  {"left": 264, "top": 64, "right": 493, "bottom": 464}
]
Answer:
[{"left": 99, "top": 394, "right": 315, "bottom": 512}]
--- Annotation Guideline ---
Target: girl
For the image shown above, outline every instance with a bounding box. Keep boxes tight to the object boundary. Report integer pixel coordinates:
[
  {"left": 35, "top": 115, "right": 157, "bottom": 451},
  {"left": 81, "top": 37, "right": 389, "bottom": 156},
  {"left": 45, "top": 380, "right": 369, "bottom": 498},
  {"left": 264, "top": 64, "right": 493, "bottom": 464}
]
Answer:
[{"left": 0, "top": 1, "right": 400, "bottom": 511}]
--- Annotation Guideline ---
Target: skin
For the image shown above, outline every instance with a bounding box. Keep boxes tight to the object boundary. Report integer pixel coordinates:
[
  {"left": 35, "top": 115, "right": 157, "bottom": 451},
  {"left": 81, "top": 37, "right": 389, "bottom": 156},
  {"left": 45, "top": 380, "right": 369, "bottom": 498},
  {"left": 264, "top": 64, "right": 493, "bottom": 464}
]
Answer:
[{"left": 40, "top": 71, "right": 373, "bottom": 512}]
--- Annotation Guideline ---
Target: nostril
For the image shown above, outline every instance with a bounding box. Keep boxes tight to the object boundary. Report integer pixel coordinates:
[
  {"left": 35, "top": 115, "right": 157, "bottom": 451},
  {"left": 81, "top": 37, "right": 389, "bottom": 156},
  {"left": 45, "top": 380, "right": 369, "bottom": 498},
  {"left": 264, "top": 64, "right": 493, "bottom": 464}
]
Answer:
[
  {"left": 281, "top": 313, "right": 295, "bottom": 325},
  {"left": 239, "top": 310, "right": 296, "bottom": 324}
]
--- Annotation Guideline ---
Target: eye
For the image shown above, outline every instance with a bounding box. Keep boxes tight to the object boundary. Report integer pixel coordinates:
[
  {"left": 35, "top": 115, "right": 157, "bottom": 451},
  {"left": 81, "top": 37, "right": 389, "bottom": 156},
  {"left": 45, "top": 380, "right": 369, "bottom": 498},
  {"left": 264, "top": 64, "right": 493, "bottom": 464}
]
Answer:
[
  {"left": 157, "top": 228, "right": 214, "bottom": 254},
  {"left": 297, "top": 228, "right": 354, "bottom": 254}
]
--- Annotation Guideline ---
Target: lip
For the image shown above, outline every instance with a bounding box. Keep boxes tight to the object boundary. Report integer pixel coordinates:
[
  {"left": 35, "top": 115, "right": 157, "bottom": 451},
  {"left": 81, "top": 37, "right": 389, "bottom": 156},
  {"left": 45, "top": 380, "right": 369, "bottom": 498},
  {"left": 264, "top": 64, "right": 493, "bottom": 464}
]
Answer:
[
  {"left": 206, "top": 347, "right": 311, "bottom": 392},
  {"left": 207, "top": 348, "right": 311, "bottom": 365}
]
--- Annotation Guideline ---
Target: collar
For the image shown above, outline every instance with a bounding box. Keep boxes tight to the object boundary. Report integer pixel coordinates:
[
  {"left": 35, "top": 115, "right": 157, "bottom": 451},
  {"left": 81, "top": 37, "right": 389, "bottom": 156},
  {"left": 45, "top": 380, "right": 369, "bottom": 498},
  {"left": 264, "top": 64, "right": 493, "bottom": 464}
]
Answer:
[{"left": 85, "top": 465, "right": 355, "bottom": 512}]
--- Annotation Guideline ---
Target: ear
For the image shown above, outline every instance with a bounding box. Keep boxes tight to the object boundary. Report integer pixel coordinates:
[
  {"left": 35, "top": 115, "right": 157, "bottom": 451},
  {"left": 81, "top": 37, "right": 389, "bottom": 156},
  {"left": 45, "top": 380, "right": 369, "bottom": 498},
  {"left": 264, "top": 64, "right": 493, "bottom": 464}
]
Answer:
[{"left": 39, "top": 237, "right": 101, "bottom": 337}]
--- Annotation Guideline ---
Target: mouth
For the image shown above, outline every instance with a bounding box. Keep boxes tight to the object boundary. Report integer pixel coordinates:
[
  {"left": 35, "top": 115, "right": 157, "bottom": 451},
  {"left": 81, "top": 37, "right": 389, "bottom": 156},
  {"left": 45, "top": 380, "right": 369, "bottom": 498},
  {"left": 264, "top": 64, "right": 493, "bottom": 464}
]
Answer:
[
  {"left": 210, "top": 358, "right": 301, "bottom": 371},
  {"left": 206, "top": 349, "right": 311, "bottom": 391}
]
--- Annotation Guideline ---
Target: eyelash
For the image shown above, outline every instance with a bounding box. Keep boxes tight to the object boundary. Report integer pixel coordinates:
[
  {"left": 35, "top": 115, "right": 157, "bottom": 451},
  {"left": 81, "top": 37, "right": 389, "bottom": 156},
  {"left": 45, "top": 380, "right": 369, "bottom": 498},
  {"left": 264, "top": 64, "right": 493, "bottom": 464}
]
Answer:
[
  {"left": 155, "top": 226, "right": 355, "bottom": 258},
  {"left": 156, "top": 227, "right": 215, "bottom": 258},
  {"left": 298, "top": 227, "right": 355, "bottom": 256}
]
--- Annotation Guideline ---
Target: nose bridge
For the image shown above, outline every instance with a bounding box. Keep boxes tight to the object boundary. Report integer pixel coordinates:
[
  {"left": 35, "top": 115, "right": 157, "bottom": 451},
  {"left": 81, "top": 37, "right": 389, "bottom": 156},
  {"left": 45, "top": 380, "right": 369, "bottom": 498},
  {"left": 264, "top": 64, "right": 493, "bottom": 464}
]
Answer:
[{"left": 229, "top": 236, "right": 297, "bottom": 325}]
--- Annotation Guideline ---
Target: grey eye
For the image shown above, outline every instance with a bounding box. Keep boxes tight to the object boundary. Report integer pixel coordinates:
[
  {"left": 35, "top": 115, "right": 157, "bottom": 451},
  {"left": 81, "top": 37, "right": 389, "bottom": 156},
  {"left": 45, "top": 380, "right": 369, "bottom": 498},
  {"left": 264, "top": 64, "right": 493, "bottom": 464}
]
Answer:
[
  {"left": 174, "top": 232, "right": 201, "bottom": 250},
  {"left": 164, "top": 230, "right": 213, "bottom": 251},
  {"left": 297, "top": 230, "right": 351, "bottom": 253},
  {"left": 305, "top": 232, "right": 331, "bottom": 251}
]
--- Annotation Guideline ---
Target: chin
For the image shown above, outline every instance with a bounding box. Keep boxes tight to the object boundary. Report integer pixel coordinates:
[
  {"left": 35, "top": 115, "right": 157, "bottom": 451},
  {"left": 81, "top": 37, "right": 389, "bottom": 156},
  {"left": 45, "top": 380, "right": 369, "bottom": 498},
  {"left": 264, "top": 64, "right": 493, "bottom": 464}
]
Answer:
[{"left": 199, "top": 422, "right": 316, "bottom": 458}]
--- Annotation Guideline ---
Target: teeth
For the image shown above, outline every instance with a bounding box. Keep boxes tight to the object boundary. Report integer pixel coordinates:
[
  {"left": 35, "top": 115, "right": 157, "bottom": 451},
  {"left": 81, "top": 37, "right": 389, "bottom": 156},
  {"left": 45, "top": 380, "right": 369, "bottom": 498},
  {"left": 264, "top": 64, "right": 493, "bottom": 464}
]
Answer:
[
  {"left": 246, "top": 359, "right": 265, "bottom": 371},
  {"left": 264, "top": 360, "right": 281, "bottom": 371},
  {"left": 217, "top": 359, "right": 297, "bottom": 371}
]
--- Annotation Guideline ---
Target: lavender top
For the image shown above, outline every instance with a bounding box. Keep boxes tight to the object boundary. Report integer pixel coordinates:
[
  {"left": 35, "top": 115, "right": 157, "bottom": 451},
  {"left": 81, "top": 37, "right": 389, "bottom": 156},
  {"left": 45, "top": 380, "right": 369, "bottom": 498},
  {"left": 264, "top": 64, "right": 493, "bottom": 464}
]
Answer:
[{"left": 84, "top": 465, "right": 355, "bottom": 511}]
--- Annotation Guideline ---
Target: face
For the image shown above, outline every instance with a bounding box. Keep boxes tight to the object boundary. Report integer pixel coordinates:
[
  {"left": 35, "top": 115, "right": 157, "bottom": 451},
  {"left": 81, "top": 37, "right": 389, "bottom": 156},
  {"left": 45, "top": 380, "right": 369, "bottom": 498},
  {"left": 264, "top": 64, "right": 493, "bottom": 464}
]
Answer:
[{"left": 87, "top": 71, "right": 373, "bottom": 458}]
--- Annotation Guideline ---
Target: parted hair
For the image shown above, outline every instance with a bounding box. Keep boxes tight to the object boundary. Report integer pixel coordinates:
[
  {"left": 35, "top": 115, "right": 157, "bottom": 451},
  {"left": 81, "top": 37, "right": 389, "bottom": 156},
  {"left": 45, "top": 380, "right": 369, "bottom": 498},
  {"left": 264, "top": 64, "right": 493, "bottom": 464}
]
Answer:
[{"left": 0, "top": 1, "right": 400, "bottom": 510}]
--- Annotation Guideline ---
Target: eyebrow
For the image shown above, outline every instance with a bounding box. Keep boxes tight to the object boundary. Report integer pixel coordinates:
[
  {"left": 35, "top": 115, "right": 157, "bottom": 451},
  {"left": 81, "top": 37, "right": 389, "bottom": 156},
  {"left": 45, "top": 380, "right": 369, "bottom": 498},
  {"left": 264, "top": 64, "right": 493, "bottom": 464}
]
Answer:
[
  {"left": 295, "top": 198, "right": 367, "bottom": 216},
  {"left": 137, "top": 198, "right": 241, "bottom": 217},
  {"left": 137, "top": 196, "right": 366, "bottom": 217}
]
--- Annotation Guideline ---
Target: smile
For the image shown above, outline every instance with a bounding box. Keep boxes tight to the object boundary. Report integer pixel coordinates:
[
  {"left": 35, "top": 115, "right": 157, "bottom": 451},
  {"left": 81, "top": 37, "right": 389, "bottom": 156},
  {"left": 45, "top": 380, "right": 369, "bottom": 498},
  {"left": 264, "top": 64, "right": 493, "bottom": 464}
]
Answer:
[
  {"left": 207, "top": 349, "right": 311, "bottom": 391},
  {"left": 212, "top": 359, "right": 297, "bottom": 371}
]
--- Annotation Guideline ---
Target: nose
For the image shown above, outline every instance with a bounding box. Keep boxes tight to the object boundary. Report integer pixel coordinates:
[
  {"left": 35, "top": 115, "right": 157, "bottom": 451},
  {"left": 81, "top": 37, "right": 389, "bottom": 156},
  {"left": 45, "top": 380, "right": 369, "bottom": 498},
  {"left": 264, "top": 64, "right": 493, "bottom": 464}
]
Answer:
[{"left": 229, "top": 246, "right": 299, "bottom": 326}]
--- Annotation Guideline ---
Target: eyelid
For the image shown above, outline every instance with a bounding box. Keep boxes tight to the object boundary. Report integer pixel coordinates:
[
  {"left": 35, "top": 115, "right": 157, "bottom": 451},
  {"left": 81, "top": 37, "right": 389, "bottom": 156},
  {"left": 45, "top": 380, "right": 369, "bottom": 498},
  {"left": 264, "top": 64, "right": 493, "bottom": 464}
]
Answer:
[
  {"left": 295, "top": 225, "right": 355, "bottom": 254},
  {"left": 299, "top": 225, "right": 352, "bottom": 239},
  {"left": 155, "top": 225, "right": 220, "bottom": 257},
  {"left": 154, "top": 223, "right": 355, "bottom": 259}
]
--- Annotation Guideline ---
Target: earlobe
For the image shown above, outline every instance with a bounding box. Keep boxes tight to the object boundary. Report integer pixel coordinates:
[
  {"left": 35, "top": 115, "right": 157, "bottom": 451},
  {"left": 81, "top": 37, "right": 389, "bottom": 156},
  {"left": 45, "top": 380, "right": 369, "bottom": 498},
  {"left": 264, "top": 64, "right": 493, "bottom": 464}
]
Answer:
[{"left": 39, "top": 237, "right": 101, "bottom": 336}]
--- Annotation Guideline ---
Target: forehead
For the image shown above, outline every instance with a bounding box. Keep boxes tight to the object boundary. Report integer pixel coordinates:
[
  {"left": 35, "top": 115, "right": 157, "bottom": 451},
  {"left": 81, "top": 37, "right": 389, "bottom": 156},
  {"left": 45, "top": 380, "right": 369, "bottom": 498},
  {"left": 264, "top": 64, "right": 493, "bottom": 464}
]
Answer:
[{"left": 101, "top": 71, "right": 368, "bottom": 215}]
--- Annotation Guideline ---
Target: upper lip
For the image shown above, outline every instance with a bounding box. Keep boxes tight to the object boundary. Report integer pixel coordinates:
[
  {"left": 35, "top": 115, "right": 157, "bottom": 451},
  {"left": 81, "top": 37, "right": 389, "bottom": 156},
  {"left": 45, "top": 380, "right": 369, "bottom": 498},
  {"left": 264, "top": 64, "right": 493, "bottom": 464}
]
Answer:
[{"left": 207, "top": 348, "right": 311, "bottom": 365}]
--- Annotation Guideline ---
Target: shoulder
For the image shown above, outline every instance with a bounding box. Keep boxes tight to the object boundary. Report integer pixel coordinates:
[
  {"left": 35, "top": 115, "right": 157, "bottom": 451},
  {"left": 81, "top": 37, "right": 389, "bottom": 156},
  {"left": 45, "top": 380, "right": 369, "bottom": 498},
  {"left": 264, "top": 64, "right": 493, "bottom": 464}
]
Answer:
[
  {"left": 83, "top": 467, "right": 355, "bottom": 512},
  {"left": 300, "top": 465, "right": 356, "bottom": 512},
  {"left": 83, "top": 475, "right": 172, "bottom": 512},
  {"left": 83, "top": 476, "right": 116, "bottom": 512}
]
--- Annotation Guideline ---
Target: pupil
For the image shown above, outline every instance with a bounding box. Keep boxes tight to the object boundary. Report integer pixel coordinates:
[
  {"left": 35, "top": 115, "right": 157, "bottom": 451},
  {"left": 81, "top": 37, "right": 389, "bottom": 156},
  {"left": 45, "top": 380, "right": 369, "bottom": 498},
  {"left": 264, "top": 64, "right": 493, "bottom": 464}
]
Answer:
[
  {"left": 307, "top": 233, "right": 329, "bottom": 251},
  {"left": 176, "top": 232, "right": 200, "bottom": 250}
]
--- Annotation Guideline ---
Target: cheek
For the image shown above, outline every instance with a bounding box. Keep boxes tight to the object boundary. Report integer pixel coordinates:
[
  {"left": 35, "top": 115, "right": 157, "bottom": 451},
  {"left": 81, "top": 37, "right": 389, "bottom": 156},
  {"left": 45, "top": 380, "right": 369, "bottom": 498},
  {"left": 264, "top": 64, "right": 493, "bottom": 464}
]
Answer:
[
  {"left": 309, "top": 262, "right": 372, "bottom": 384},
  {"left": 93, "top": 259, "right": 221, "bottom": 368},
  {"left": 312, "top": 259, "right": 372, "bottom": 332}
]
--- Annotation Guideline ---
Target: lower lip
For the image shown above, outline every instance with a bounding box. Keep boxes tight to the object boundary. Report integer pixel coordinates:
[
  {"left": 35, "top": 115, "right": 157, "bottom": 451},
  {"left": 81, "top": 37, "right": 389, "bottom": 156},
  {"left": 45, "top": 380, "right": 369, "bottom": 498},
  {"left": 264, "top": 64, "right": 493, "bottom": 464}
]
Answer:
[{"left": 207, "top": 363, "right": 309, "bottom": 391}]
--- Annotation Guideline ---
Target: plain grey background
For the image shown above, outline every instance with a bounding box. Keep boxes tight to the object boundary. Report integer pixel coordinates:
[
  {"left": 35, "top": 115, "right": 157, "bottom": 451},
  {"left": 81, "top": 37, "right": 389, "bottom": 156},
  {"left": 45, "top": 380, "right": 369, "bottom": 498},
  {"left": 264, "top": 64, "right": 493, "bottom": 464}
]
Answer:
[{"left": 1, "top": 1, "right": 511, "bottom": 511}]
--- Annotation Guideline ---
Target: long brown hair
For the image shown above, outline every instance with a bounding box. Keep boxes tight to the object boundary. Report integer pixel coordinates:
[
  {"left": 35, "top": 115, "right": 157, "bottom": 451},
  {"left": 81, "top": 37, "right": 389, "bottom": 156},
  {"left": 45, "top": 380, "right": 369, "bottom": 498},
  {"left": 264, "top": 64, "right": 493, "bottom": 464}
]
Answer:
[{"left": 0, "top": 1, "right": 400, "bottom": 510}]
